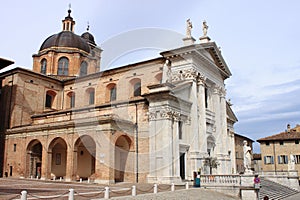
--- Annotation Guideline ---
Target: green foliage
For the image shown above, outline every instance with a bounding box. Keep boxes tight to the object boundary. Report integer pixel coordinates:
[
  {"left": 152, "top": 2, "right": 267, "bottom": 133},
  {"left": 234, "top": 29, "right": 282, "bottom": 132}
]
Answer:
[{"left": 203, "top": 157, "right": 220, "bottom": 174}]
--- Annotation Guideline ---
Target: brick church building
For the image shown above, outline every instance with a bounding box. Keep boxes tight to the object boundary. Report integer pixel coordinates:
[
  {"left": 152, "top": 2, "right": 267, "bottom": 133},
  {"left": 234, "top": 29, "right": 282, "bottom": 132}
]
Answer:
[{"left": 0, "top": 9, "right": 237, "bottom": 183}]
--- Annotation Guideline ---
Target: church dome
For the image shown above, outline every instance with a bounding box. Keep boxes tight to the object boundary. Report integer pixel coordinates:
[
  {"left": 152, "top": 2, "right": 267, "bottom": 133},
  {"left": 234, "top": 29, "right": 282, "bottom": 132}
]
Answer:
[
  {"left": 39, "top": 31, "right": 90, "bottom": 53},
  {"left": 81, "top": 32, "right": 96, "bottom": 46}
]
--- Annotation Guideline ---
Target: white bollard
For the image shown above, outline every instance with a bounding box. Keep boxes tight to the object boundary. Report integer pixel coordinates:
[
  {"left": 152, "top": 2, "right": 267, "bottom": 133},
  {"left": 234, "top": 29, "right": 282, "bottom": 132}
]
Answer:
[
  {"left": 68, "top": 189, "right": 74, "bottom": 200},
  {"left": 21, "top": 190, "right": 27, "bottom": 200},
  {"left": 171, "top": 183, "right": 175, "bottom": 191},
  {"left": 30, "top": 175, "right": 33, "bottom": 179},
  {"left": 80, "top": 178, "right": 82, "bottom": 183},
  {"left": 88, "top": 178, "right": 90, "bottom": 183},
  {"left": 154, "top": 184, "right": 158, "bottom": 194},
  {"left": 104, "top": 186, "right": 110, "bottom": 199},
  {"left": 60, "top": 177, "right": 62, "bottom": 181},
  {"left": 185, "top": 182, "right": 189, "bottom": 189},
  {"left": 132, "top": 185, "right": 136, "bottom": 196}
]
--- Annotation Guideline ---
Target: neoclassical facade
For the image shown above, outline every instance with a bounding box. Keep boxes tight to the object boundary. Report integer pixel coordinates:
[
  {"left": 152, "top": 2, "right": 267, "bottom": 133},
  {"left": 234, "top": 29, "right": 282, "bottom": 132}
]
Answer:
[{"left": 0, "top": 10, "right": 237, "bottom": 183}]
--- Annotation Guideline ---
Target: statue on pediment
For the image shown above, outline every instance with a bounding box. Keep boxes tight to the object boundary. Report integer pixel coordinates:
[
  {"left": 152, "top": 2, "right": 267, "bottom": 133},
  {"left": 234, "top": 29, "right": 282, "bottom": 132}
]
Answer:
[
  {"left": 186, "top": 19, "right": 193, "bottom": 38},
  {"left": 202, "top": 20, "right": 208, "bottom": 37}
]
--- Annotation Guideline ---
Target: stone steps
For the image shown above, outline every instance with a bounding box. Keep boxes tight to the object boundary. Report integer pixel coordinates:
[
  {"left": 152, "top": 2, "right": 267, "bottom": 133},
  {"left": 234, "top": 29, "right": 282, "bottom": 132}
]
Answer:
[{"left": 259, "top": 178, "right": 299, "bottom": 200}]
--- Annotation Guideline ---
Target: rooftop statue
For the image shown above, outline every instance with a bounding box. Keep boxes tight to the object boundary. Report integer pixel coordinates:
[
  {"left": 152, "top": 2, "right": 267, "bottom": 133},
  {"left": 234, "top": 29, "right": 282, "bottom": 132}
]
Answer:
[
  {"left": 186, "top": 19, "right": 193, "bottom": 38},
  {"left": 202, "top": 20, "right": 208, "bottom": 37}
]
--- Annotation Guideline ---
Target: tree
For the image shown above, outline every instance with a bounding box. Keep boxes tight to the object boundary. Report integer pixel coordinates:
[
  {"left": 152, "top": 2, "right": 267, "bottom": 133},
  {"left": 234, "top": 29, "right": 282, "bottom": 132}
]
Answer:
[{"left": 203, "top": 157, "right": 220, "bottom": 174}]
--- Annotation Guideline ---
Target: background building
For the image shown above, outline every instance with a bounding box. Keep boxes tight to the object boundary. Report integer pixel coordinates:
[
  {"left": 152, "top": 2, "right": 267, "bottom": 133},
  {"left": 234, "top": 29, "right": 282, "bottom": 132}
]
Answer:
[
  {"left": 257, "top": 124, "right": 300, "bottom": 178},
  {"left": 0, "top": 9, "right": 237, "bottom": 183},
  {"left": 0, "top": 57, "right": 14, "bottom": 177},
  {"left": 234, "top": 133, "right": 254, "bottom": 174}
]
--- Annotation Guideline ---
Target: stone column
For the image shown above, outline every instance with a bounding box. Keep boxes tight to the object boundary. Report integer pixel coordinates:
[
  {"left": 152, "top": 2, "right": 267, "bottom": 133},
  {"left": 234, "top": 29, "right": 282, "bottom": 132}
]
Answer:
[
  {"left": 65, "top": 147, "right": 75, "bottom": 181},
  {"left": 197, "top": 75, "right": 207, "bottom": 154},
  {"left": 147, "top": 107, "right": 181, "bottom": 184},
  {"left": 93, "top": 130, "right": 115, "bottom": 184},
  {"left": 41, "top": 150, "right": 51, "bottom": 180}
]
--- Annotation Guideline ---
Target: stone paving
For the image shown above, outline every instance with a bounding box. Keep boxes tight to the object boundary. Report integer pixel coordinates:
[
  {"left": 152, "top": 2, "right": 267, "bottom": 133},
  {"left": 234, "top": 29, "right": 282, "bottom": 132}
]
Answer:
[{"left": 0, "top": 178, "right": 240, "bottom": 200}]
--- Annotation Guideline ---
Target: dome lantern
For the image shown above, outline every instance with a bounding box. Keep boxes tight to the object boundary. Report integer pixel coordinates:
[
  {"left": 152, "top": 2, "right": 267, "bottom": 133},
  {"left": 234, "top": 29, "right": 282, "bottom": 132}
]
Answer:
[{"left": 62, "top": 6, "right": 75, "bottom": 32}]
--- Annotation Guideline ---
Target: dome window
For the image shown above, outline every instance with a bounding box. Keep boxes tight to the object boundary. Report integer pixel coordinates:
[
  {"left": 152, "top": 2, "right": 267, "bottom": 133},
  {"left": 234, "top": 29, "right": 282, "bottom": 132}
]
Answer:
[
  {"left": 57, "top": 57, "right": 69, "bottom": 76},
  {"left": 80, "top": 61, "right": 88, "bottom": 76},
  {"left": 40, "top": 59, "right": 47, "bottom": 74}
]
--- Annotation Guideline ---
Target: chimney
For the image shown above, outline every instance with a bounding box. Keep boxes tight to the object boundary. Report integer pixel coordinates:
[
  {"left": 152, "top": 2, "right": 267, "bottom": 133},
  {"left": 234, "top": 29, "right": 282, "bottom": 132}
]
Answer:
[{"left": 287, "top": 124, "right": 291, "bottom": 133}]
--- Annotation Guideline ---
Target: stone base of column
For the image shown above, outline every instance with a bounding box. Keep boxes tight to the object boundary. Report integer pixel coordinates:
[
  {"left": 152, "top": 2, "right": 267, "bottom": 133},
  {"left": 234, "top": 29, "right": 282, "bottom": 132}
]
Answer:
[{"left": 147, "top": 175, "right": 182, "bottom": 184}]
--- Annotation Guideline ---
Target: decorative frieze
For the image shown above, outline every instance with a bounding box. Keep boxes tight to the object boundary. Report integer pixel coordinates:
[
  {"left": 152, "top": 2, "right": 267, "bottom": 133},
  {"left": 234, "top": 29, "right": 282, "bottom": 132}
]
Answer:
[
  {"left": 149, "top": 107, "right": 189, "bottom": 122},
  {"left": 212, "top": 84, "right": 226, "bottom": 97},
  {"left": 171, "top": 68, "right": 198, "bottom": 82}
]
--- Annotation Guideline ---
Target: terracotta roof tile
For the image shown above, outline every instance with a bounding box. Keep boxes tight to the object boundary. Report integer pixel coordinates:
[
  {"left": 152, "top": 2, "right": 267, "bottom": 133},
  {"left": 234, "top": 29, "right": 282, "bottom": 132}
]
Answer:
[{"left": 257, "top": 129, "right": 300, "bottom": 142}]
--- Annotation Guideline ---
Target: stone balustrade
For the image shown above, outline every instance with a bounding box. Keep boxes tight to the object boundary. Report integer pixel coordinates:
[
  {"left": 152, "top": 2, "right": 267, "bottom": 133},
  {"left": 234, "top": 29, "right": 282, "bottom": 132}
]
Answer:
[{"left": 200, "top": 174, "right": 241, "bottom": 187}]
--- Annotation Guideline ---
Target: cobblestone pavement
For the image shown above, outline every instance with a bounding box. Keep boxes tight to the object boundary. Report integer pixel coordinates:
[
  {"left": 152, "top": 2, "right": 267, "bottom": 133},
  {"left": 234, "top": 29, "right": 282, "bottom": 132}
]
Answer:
[{"left": 0, "top": 178, "right": 239, "bottom": 200}]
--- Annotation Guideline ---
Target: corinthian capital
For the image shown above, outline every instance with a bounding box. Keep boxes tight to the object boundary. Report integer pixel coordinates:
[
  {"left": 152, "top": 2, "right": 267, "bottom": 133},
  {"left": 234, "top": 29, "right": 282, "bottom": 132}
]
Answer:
[{"left": 197, "top": 73, "right": 206, "bottom": 85}]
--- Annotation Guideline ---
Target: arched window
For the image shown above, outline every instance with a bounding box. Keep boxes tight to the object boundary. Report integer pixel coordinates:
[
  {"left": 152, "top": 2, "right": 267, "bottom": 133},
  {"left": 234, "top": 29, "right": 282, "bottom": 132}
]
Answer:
[
  {"left": 86, "top": 88, "right": 95, "bottom": 105},
  {"left": 106, "top": 83, "right": 117, "bottom": 102},
  {"left": 80, "top": 61, "right": 88, "bottom": 76},
  {"left": 67, "top": 92, "right": 75, "bottom": 108},
  {"left": 110, "top": 86, "right": 117, "bottom": 101},
  {"left": 45, "top": 90, "right": 56, "bottom": 108},
  {"left": 133, "top": 82, "right": 141, "bottom": 96},
  {"left": 130, "top": 78, "right": 141, "bottom": 97},
  {"left": 40, "top": 59, "right": 47, "bottom": 74},
  {"left": 57, "top": 57, "right": 69, "bottom": 75}
]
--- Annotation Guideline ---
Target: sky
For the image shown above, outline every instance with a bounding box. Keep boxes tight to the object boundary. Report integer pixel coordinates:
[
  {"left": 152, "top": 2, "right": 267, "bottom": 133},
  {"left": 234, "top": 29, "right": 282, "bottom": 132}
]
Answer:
[{"left": 1, "top": 0, "right": 300, "bottom": 153}]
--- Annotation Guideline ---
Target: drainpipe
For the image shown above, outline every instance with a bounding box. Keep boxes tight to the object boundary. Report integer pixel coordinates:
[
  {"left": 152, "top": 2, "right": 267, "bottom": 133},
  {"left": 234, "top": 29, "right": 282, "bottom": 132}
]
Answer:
[
  {"left": 135, "top": 103, "right": 138, "bottom": 183},
  {"left": 273, "top": 141, "right": 277, "bottom": 174}
]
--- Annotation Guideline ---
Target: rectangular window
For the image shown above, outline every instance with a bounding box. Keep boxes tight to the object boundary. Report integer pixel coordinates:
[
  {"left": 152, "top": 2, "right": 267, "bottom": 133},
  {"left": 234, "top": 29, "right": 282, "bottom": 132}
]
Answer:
[
  {"left": 295, "top": 140, "right": 299, "bottom": 144},
  {"left": 279, "top": 141, "right": 284, "bottom": 145},
  {"left": 294, "top": 155, "right": 300, "bottom": 164},
  {"left": 13, "top": 144, "right": 16, "bottom": 152},
  {"left": 278, "top": 155, "right": 288, "bottom": 164},
  {"left": 110, "top": 87, "right": 116, "bottom": 101},
  {"left": 70, "top": 95, "right": 75, "bottom": 108},
  {"left": 178, "top": 121, "right": 183, "bottom": 139},
  {"left": 89, "top": 91, "right": 95, "bottom": 105},
  {"left": 264, "top": 156, "right": 274, "bottom": 164},
  {"left": 204, "top": 87, "right": 208, "bottom": 108},
  {"left": 45, "top": 94, "right": 52, "bottom": 108}
]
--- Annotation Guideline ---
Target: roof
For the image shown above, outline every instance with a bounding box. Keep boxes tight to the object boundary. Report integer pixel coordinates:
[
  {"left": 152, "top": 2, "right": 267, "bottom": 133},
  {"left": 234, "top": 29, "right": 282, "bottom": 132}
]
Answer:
[
  {"left": 226, "top": 101, "right": 238, "bottom": 123},
  {"left": 160, "top": 42, "right": 232, "bottom": 79},
  {"left": 235, "top": 133, "right": 254, "bottom": 142},
  {"left": 39, "top": 31, "right": 90, "bottom": 53},
  {"left": 257, "top": 129, "right": 300, "bottom": 142},
  {"left": 0, "top": 58, "right": 14, "bottom": 70}
]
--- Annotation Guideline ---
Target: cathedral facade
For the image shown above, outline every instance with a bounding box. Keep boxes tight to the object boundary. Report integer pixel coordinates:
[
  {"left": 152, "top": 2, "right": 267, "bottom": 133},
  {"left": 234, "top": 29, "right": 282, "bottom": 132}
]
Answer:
[{"left": 0, "top": 10, "right": 237, "bottom": 183}]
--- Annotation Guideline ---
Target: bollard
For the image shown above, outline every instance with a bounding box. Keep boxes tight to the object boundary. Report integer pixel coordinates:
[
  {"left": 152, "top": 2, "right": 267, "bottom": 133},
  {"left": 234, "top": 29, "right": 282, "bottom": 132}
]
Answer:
[
  {"left": 68, "top": 189, "right": 74, "bottom": 200},
  {"left": 36, "top": 176, "right": 39, "bottom": 180},
  {"left": 80, "top": 178, "right": 82, "bottom": 183},
  {"left": 30, "top": 175, "right": 33, "bottom": 179},
  {"left": 21, "top": 190, "right": 27, "bottom": 200},
  {"left": 88, "top": 178, "right": 90, "bottom": 183},
  {"left": 154, "top": 184, "right": 158, "bottom": 194},
  {"left": 185, "top": 182, "right": 189, "bottom": 189},
  {"left": 132, "top": 185, "right": 136, "bottom": 196},
  {"left": 60, "top": 177, "right": 62, "bottom": 181},
  {"left": 171, "top": 183, "right": 175, "bottom": 191},
  {"left": 104, "top": 186, "right": 109, "bottom": 199}
]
